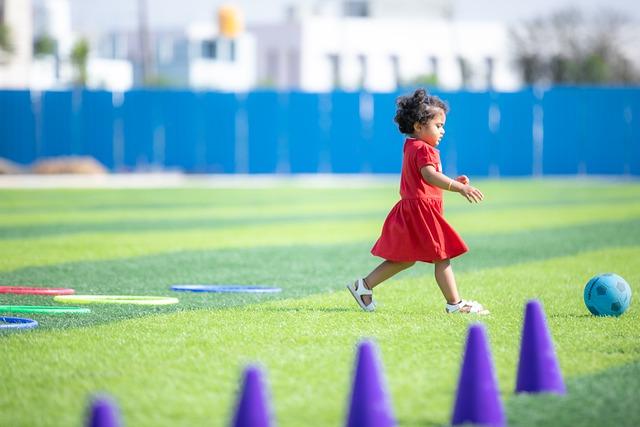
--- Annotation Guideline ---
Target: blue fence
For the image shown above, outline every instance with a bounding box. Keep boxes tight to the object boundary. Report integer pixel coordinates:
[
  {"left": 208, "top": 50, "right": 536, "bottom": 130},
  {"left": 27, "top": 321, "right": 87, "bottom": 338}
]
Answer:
[{"left": 1, "top": 87, "right": 639, "bottom": 175}]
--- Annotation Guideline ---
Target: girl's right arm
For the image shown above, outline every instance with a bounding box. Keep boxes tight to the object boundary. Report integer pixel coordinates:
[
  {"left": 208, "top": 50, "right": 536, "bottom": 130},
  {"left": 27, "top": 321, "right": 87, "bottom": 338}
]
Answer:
[{"left": 420, "top": 165, "right": 484, "bottom": 203}]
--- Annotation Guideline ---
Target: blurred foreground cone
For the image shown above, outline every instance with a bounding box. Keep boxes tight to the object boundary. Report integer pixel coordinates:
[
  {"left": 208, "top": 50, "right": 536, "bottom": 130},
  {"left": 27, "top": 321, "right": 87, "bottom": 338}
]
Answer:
[
  {"left": 87, "top": 394, "right": 121, "bottom": 427},
  {"left": 451, "top": 324, "right": 505, "bottom": 427},
  {"left": 346, "top": 340, "right": 396, "bottom": 427},
  {"left": 232, "top": 366, "right": 274, "bottom": 427},
  {"left": 516, "top": 300, "right": 566, "bottom": 394}
]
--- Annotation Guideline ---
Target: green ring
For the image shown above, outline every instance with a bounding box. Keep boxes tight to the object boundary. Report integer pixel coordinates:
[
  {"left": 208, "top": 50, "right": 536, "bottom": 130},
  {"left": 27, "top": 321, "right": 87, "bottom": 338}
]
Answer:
[
  {"left": 53, "top": 295, "right": 179, "bottom": 305},
  {"left": 0, "top": 305, "right": 91, "bottom": 314}
]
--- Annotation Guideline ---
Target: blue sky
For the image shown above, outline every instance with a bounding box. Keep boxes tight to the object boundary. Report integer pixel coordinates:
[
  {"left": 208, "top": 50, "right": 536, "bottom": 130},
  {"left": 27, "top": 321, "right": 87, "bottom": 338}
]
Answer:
[{"left": 69, "top": 0, "right": 640, "bottom": 31}]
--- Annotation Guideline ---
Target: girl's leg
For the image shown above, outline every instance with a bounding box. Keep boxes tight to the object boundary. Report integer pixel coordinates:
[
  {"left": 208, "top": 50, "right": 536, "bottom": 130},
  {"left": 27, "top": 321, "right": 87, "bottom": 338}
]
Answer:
[
  {"left": 433, "top": 258, "right": 460, "bottom": 304},
  {"left": 434, "top": 258, "right": 487, "bottom": 313},
  {"left": 356, "top": 260, "right": 415, "bottom": 305}
]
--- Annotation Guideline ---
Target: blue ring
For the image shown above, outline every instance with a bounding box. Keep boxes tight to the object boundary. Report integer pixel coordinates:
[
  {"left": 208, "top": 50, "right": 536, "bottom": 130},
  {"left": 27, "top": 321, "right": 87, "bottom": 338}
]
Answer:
[
  {"left": 0, "top": 316, "right": 39, "bottom": 329},
  {"left": 171, "top": 285, "right": 282, "bottom": 293}
]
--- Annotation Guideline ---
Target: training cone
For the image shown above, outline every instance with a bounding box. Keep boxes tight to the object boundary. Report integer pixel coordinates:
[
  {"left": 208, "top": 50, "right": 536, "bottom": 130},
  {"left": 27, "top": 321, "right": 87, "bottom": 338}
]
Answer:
[
  {"left": 87, "top": 394, "right": 120, "bottom": 427},
  {"left": 232, "top": 366, "right": 274, "bottom": 427},
  {"left": 346, "top": 340, "right": 396, "bottom": 427},
  {"left": 451, "top": 324, "right": 505, "bottom": 427},
  {"left": 516, "top": 300, "right": 566, "bottom": 394}
]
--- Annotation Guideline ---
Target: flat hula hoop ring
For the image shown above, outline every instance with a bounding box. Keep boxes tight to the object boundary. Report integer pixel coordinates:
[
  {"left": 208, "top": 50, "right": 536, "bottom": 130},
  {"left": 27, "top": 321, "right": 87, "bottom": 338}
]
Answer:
[
  {"left": 171, "top": 284, "right": 282, "bottom": 293},
  {"left": 53, "top": 295, "right": 179, "bottom": 305},
  {"left": 0, "top": 306, "right": 91, "bottom": 314},
  {"left": 0, "top": 316, "right": 38, "bottom": 329},
  {"left": 0, "top": 286, "right": 75, "bottom": 295}
]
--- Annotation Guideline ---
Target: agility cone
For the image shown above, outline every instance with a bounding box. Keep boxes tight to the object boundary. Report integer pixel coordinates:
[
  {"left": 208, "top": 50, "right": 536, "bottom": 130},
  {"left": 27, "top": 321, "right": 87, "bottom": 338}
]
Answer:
[
  {"left": 231, "top": 366, "right": 274, "bottom": 427},
  {"left": 87, "top": 394, "right": 120, "bottom": 427},
  {"left": 346, "top": 340, "right": 396, "bottom": 427},
  {"left": 515, "top": 300, "right": 566, "bottom": 394},
  {"left": 451, "top": 324, "right": 505, "bottom": 427}
]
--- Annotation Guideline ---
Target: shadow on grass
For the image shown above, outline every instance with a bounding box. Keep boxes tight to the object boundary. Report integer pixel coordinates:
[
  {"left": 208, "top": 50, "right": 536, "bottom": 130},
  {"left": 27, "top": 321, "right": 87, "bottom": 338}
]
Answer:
[{"left": 548, "top": 314, "right": 595, "bottom": 319}]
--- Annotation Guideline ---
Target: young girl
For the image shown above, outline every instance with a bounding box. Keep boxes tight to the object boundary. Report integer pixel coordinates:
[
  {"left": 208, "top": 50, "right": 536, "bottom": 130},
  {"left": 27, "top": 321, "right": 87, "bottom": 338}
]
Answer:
[{"left": 347, "top": 88, "right": 489, "bottom": 314}]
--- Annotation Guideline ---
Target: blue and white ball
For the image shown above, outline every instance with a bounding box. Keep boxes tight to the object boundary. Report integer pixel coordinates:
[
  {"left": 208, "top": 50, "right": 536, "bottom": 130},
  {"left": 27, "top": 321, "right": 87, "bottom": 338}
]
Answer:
[{"left": 584, "top": 273, "right": 632, "bottom": 317}]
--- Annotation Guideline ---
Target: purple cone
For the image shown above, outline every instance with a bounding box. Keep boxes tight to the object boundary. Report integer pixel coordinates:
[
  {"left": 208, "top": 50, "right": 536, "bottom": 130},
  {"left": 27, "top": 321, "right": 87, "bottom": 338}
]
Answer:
[
  {"left": 451, "top": 324, "right": 505, "bottom": 427},
  {"left": 87, "top": 395, "right": 120, "bottom": 427},
  {"left": 346, "top": 340, "right": 396, "bottom": 427},
  {"left": 232, "top": 366, "right": 274, "bottom": 427},
  {"left": 516, "top": 300, "right": 566, "bottom": 394}
]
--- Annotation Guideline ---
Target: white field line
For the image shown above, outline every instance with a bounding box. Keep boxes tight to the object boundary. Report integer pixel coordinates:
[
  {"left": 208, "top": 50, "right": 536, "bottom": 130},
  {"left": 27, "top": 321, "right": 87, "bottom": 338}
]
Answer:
[{"left": 0, "top": 173, "right": 399, "bottom": 189}]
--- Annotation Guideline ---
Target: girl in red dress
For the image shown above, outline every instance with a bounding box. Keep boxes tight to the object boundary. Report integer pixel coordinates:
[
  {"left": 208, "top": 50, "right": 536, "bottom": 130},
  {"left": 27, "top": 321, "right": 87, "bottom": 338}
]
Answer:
[{"left": 347, "top": 88, "right": 489, "bottom": 314}]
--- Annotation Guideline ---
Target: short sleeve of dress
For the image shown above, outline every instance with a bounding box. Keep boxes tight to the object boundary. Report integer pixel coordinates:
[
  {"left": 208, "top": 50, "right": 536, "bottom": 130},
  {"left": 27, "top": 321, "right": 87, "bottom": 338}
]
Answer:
[{"left": 414, "top": 143, "right": 439, "bottom": 172}]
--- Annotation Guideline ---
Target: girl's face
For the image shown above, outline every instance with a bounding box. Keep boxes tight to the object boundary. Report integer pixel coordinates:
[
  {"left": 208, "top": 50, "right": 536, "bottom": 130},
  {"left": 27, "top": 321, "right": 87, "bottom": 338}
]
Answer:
[{"left": 412, "top": 110, "right": 446, "bottom": 147}]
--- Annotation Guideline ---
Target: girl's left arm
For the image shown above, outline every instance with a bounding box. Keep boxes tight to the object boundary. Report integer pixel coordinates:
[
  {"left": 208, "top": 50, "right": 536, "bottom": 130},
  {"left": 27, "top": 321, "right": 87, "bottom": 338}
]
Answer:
[{"left": 420, "top": 165, "right": 484, "bottom": 203}]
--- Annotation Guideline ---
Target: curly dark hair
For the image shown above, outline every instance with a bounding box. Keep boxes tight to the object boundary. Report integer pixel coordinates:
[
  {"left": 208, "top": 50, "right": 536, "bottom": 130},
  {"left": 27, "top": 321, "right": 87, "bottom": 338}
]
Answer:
[{"left": 393, "top": 88, "right": 449, "bottom": 135}]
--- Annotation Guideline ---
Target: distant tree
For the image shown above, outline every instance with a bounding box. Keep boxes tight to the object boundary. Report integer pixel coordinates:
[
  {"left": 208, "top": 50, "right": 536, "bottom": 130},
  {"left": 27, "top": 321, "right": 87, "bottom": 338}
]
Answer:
[
  {"left": 407, "top": 73, "right": 439, "bottom": 88},
  {"left": 0, "top": 23, "right": 13, "bottom": 55},
  {"left": 34, "top": 33, "right": 57, "bottom": 57},
  {"left": 70, "top": 38, "right": 90, "bottom": 86},
  {"left": 510, "top": 8, "right": 640, "bottom": 85}
]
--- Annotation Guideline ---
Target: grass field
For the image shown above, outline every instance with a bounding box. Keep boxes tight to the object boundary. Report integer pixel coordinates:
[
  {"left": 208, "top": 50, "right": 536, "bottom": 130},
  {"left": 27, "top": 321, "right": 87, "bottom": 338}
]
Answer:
[{"left": 0, "top": 177, "right": 639, "bottom": 427}]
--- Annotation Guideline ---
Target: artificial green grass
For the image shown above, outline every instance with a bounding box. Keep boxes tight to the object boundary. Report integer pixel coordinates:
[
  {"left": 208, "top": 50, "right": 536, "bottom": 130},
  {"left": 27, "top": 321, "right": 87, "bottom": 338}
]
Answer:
[{"left": 1, "top": 178, "right": 639, "bottom": 426}]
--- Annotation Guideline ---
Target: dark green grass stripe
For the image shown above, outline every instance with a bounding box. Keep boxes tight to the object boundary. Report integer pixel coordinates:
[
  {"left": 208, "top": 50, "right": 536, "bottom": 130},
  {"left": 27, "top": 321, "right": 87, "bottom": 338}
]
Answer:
[
  {"left": 506, "top": 361, "right": 640, "bottom": 427},
  {"left": 0, "top": 211, "right": 386, "bottom": 240},
  {"left": 1, "top": 219, "right": 638, "bottom": 332},
  {"left": 460, "top": 217, "right": 640, "bottom": 272}
]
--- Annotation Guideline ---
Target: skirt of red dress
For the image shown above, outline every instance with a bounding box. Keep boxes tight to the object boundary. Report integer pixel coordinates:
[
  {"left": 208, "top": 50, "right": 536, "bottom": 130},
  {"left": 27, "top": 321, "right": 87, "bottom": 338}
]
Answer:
[{"left": 371, "top": 198, "right": 468, "bottom": 263}]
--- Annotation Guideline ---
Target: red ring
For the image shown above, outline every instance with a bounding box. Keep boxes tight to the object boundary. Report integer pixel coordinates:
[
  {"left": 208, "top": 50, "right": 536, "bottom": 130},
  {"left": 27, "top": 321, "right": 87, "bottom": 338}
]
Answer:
[{"left": 0, "top": 286, "right": 75, "bottom": 295}]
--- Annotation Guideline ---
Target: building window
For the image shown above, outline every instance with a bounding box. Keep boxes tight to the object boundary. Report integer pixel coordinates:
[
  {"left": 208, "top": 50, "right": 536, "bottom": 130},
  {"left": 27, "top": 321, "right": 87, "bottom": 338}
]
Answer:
[
  {"left": 202, "top": 38, "right": 236, "bottom": 61},
  {"left": 458, "top": 57, "right": 471, "bottom": 88},
  {"left": 390, "top": 55, "right": 400, "bottom": 86},
  {"left": 158, "top": 36, "right": 174, "bottom": 64},
  {"left": 430, "top": 56, "right": 439, "bottom": 77},
  {"left": 344, "top": 0, "right": 369, "bottom": 17},
  {"left": 485, "top": 57, "right": 494, "bottom": 89},
  {"left": 358, "top": 54, "right": 367, "bottom": 88},
  {"left": 266, "top": 50, "right": 278, "bottom": 86},
  {"left": 202, "top": 40, "right": 216, "bottom": 59},
  {"left": 287, "top": 50, "right": 300, "bottom": 89},
  {"left": 328, "top": 54, "right": 340, "bottom": 88}
]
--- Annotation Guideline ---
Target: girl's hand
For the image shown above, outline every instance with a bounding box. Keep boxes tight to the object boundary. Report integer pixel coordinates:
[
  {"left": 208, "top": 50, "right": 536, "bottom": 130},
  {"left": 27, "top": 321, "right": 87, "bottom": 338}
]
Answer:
[
  {"left": 459, "top": 184, "right": 484, "bottom": 203},
  {"left": 455, "top": 175, "right": 469, "bottom": 185}
]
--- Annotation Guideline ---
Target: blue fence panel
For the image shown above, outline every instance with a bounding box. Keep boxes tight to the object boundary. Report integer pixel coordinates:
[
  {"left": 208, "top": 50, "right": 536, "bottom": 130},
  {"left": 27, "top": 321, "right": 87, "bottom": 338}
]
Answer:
[
  {"left": 542, "top": 88, "right": 586, "bottom": 174},
  {"left": 200, "top": 92, "right": 237, "bottom": 173},
  {"left": 629, "top": 90, "right": 640, "bottom": 175},
  {"left": 162, "top": 91, "right": 200, "bottom": 171},
  {"left": 584, "top": 88, "right": 627, "bottom": 175},
  {"left": 40, "top": 91, "right": 73, "bottom": 158},
  {"left": 444, "top": 92, "right": 494, "bottom": 177},
  {"left": 80, "top": 91, "right": 115, "bottom": 169},
  {"left": 287, "top": 92, "right": 322, "bottom": 173},
  {"left": 369, "top": 92, "right": 402, "bottom": 173},
  {"left": 328, "top": 92, "right": 363, "bottom": 173},
  {"left": 121, "top": 91, "right": 154, "bottom": 169},
  {"left": 246, "top": 91, "right": 280, "bottom": 174},
  {"left": 0, "top": 91, "right": 36, "bottom": 165},
  {"left": 497, "top": 90, "right": 535, "bottom": 176}
]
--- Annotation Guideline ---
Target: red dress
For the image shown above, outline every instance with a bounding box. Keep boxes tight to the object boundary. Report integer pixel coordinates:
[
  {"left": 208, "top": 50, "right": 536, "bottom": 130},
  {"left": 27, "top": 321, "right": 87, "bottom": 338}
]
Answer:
[{"left": 371, "top": 138, "right": 468, "bottom": 263}]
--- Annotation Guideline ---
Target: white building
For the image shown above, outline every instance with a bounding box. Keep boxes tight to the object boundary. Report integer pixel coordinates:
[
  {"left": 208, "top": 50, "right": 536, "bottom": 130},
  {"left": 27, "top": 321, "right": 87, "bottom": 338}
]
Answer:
[
  {"left": 0, "top": 0, "right": 33, "bottom": 88},
  {"left": 250, "top": 0, "right": 521, "bottom": 92},
  {"left": 95, "top": 24, "right": 256, "bottom": 91},
  {"left": 0, "top": 0, "right": 132, "bottom": 90}
]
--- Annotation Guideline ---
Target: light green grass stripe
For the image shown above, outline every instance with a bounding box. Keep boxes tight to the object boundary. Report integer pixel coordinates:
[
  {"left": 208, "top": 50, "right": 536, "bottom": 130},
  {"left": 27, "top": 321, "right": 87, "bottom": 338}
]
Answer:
[
  {"left": 0, "top": 194, "right": 396, "bottom": 227},
  {"left": 0, "top": 219, "right": 381, "bottom": 272},
  {"left": 1, "top": 247, "right": 637, "bottom": 427}
]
